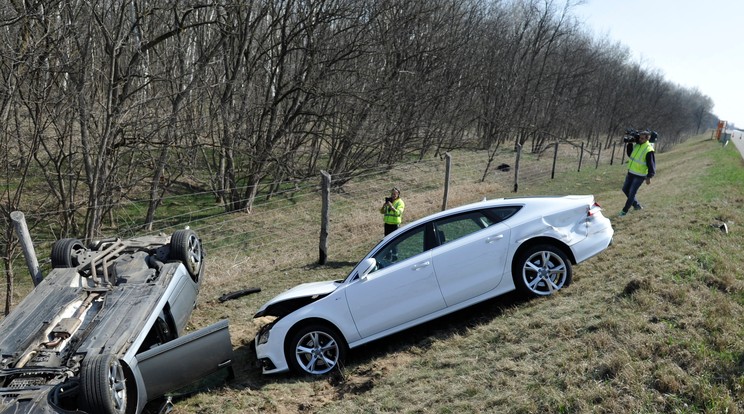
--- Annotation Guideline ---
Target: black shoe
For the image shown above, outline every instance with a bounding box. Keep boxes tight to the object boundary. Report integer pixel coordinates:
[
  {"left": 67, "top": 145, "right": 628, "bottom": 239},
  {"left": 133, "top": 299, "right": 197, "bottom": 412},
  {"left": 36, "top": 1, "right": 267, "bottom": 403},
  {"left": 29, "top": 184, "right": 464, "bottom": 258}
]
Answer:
[{"left": 633, "top": 204, "right": 643, "bottom": 210}]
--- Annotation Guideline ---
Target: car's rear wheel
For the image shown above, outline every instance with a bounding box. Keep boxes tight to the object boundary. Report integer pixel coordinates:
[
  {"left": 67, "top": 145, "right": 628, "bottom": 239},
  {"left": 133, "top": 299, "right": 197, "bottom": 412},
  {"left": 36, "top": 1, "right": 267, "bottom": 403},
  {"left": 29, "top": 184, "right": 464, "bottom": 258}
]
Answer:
[
  {"left": 513, "top": 244, "right": 572, "bottom": 297},
  {"left": 79, "top": 354, "right": 127, "bottom": 414},
  {"left": 51, "top": 238, "right": 86, "bottom": 268},
  {"left": 170, "top": 229, "right": 203, "bottom": 279},
  {"left": 287, "top": 324, "right": 347, "bottom": 375}
]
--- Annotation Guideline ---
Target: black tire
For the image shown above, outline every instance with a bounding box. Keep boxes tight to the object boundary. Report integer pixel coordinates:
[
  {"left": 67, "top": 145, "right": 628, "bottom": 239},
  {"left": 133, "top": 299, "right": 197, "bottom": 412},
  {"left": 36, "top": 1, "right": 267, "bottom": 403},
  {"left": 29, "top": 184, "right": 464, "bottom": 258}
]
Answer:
[
  {"left": 286, "top": 324, "right": 347, "bottom": 376},
  {"left": 79, "top": 354, "right": 127, "bottom": 414},
  {"left": 512, "top": 244, "right": 572, "bottom": 297},
  {"left": 51, "top": 238, "right": 86, "bottom": 268},
  {"left": 169, "top": 229, "right": 203, "bottom": 279}
]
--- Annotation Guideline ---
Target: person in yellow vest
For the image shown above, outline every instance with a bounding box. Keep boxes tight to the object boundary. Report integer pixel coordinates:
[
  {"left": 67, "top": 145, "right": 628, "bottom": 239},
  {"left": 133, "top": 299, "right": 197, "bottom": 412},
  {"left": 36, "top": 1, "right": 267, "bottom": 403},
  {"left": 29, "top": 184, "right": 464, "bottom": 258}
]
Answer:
[
  {"left": 381, "top": 187, "right": 405, "bottom": 236},
  {"left": 620, "top": 130, "right": 656, "bottom": 216}
]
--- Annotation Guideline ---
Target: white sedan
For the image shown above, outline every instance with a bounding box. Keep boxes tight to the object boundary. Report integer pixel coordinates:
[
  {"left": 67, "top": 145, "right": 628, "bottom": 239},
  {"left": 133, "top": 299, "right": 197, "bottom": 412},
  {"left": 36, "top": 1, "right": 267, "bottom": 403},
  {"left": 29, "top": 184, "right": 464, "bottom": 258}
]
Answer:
[{"left": 254, "top": 195, "right": 613, "bottom": 375}]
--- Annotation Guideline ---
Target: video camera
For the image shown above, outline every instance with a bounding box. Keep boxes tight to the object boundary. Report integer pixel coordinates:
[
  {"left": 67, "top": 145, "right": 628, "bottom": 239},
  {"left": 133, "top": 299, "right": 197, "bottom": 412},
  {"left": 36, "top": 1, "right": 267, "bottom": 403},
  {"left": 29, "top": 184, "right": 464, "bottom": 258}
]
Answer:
[
  {"left": 623, "top": 128, "right": 658, "bottom": 144},
  {"left": 385, "top": 197, "right": 393, "bottom": 203}
]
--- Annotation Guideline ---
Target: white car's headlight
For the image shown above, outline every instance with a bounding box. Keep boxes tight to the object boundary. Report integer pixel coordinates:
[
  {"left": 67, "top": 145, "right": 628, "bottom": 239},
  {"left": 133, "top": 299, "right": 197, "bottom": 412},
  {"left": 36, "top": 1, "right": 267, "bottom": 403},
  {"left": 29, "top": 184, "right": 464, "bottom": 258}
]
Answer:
[{"left": 257, "top": 325, "right": 271, "bottom": 345}]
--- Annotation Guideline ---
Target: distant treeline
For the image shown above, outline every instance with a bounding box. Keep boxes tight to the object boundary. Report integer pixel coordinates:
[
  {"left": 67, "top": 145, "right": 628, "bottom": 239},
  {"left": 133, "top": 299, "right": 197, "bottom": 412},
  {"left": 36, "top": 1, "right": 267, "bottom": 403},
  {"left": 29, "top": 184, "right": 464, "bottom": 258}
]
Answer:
[{"left": 1, "top": 0, "right": 715, "bottom": 243}]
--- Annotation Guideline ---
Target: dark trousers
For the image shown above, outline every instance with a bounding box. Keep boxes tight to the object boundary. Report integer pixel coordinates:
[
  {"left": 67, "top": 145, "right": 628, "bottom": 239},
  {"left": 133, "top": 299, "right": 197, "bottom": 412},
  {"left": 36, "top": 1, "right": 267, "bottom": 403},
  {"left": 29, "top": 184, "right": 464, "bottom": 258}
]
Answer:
[
  {"left": 384, "top": 223, "right": 399, "bottom": 236},
  {"left": 621, "top": 173, "right": 645, "bottom": 212}
]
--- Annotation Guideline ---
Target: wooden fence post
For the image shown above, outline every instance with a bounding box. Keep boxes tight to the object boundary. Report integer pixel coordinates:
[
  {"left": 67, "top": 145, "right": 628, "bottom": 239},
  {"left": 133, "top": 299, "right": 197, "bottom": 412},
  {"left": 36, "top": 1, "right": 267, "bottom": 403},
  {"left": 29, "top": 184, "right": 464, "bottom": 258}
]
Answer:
[
  {"left": 10, "top": 211, "right": 43, "bottom": 286},
  {"left": 611, "top": 143, "right": 616, "bottom": 165},
  {"left": 319, "top": 171, "right": 331, "bottom": 265},
  {"left": 551, "top": 142, "right": 559, "bottom": 179},
  {"left": 513, "top": 144, "right": 522, "bottom": 192},
  {"left": 442, "top": 152, "right": 451, "bottom": 211},
  {"left": 578, "top": 142, "right": 584, "bottom": 172},
  {"left": 595, "top": 145, "right": 601, "bottom": 169}
]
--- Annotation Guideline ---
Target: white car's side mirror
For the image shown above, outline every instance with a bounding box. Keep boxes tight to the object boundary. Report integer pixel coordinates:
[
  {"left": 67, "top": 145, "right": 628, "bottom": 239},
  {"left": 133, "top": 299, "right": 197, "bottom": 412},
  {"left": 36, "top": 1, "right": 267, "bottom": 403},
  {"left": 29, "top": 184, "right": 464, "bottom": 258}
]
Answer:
[{"left": 357, "top": 258, "right": 376, "bottom": 280}]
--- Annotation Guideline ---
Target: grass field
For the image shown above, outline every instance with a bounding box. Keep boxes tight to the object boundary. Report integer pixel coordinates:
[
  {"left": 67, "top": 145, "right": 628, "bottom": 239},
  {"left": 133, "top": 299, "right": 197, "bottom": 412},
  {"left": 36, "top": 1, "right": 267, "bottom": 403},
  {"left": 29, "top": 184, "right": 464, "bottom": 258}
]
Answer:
[
  {"left": 6, "top": 135, "right": 744, "bottom": 413},
  {"left": 160, "top": 135, "right": 744, "bottom": 414}
]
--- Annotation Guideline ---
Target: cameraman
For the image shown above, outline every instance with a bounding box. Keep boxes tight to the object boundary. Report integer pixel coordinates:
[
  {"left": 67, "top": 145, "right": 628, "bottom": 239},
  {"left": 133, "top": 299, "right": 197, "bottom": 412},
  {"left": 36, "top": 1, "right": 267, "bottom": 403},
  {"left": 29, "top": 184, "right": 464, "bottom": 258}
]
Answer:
[
  {"left": 381, "top": 187, "right": 405, "bottom": 236},
  {"left": 620, "top": 130, "right": 656, "bottom": 217}
]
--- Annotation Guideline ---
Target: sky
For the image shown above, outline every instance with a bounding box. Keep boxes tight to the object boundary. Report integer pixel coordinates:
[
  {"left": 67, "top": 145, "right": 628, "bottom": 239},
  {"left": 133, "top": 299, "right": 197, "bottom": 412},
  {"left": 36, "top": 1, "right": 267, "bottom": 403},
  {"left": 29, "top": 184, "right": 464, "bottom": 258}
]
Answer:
[{"left": 574, "top": 0, "right": 743, "bottom": 127}]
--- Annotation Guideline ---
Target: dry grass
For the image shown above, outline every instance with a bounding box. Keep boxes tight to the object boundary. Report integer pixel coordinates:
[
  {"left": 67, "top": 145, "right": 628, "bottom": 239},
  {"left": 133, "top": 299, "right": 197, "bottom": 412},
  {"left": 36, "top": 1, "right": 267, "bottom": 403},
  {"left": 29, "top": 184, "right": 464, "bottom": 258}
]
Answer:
[
  {"left": 159, "top": 136, "right": 744, "bottom": 413},
  {"left": 6, "top": 136, "right": 744, "bottom": 413}
]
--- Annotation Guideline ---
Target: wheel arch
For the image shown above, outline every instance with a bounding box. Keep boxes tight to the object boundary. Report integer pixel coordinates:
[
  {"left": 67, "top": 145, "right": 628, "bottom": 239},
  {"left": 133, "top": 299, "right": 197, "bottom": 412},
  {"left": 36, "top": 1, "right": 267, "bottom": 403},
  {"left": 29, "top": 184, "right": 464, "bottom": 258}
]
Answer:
[
  {"left": 512, "top": 236, "right": 576, "bottom": 272},
  {"left": 284, "top": 317, "right": 348, "bottom": 350},
  {"left": 119, "top": 359, "right": 140, "bottom": 414}
]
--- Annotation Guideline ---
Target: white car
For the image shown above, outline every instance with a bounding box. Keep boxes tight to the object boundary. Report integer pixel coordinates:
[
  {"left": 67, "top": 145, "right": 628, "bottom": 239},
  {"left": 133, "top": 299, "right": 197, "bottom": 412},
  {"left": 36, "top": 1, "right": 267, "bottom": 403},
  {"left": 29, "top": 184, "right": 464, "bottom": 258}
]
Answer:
[{"left": 254, "top": 195, "right": 613, "bottom": 375}]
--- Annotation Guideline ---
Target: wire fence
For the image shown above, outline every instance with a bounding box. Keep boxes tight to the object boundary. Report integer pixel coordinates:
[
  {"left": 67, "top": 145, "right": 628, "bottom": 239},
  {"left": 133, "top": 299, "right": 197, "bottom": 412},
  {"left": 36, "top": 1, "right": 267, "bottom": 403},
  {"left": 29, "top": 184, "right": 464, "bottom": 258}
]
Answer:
[
  {"left": 133, "top": 140, "right": 622, "bottom": 257},
  {"left": 5, "top": 139, "right": 627, "bottom": 292}
]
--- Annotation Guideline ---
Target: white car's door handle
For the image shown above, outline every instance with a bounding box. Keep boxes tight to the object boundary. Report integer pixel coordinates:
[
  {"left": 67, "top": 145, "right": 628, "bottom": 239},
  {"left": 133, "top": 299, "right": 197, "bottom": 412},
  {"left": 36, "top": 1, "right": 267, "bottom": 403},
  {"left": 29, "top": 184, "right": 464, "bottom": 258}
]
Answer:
[
  {"left": 412, "top": 261, "right": 431, "bottom": 270},
  {"left": 486, "top": 235, "right": 504, "bottom": 243}
]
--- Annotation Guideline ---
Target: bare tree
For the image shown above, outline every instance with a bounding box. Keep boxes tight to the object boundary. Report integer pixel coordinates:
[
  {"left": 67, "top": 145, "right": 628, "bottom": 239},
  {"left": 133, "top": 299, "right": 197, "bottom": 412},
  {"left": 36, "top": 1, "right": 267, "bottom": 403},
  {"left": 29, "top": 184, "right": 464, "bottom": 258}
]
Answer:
[{"left": 0, "top": 0, "right": 720, "bottom": 243}]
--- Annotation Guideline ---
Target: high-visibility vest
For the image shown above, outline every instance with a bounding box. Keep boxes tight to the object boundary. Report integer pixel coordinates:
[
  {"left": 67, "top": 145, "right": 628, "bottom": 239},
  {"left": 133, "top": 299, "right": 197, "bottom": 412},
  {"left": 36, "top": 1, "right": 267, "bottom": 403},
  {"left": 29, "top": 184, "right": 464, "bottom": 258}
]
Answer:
[
  {"left": 628, "top": 141, "right": 654, "bottom": 176},
  {"left": 382, "top": 198, "right": 405, "bottom": 225}
]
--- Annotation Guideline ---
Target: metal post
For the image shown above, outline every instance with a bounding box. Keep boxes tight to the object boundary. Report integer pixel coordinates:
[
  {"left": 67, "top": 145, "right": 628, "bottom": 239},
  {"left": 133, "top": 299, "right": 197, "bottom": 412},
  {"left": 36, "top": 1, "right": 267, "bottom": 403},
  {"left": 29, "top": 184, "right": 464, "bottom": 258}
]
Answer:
[
  {"left": 551, "top": 142, "right": 558, "bottom": 179},
  {"left": 441, "top": 153, "right": 451, "bottom": 211}
]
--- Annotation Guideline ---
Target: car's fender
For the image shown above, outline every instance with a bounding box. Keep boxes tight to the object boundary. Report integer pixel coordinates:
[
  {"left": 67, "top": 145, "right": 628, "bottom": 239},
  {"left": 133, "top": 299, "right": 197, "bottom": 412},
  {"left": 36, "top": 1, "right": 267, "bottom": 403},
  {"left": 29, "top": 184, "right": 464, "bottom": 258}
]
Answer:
[{"left": 282, "top": 286, "right": 361, "bottom": 345}]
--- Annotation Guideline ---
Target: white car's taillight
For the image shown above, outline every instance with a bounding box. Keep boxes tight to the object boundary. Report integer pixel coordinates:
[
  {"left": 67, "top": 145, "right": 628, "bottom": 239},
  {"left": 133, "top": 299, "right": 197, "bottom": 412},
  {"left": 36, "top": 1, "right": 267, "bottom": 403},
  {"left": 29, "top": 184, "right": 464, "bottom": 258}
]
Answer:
[{"left": 587, "top": 202, "right": 602, "bottom": 217}]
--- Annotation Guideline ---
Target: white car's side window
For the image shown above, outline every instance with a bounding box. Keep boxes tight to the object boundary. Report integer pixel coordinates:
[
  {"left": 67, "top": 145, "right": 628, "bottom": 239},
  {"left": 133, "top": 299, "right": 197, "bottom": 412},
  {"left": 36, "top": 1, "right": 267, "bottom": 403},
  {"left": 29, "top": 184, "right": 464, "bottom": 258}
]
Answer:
[
  {"left": 432, "top": 207, "right": 521, "bottom": 246},
  {"left": 433, "top": 212, "right": 489, "bottom": 246},
  {"left": 372, "top": 226, "right": 425, "bottom": 270},
  {"left": 486, "top": 206, "right": 521, "bottom": 222}
]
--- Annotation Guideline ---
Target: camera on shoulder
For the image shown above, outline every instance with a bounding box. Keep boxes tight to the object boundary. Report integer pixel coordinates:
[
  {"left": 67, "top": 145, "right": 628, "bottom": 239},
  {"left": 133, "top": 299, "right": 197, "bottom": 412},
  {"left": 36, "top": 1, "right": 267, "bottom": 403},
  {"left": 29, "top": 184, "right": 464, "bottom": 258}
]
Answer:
[
  {"left": 385, "top": 197, "right": 393, "bottom": 203},
  {"left": 623, "top": 128, "right": 658, "bottom": 144}
]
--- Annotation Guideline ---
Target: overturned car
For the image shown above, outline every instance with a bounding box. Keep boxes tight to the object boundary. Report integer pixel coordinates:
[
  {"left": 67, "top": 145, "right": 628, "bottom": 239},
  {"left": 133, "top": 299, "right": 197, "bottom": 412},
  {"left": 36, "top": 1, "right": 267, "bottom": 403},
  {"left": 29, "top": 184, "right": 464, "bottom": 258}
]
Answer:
[{"left": 0, "top": 229, "right": 233, "bottom": 414}]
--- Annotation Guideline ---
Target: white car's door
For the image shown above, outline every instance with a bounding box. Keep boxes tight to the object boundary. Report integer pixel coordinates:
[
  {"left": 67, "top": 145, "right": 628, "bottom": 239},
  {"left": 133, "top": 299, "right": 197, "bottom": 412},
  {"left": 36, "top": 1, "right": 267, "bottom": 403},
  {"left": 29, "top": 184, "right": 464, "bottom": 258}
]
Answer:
[
  {"left": 430, "top": 209, "right": 513, "bottom": 306},
  {"left": 345, "top": 226, "right": 446, "bottom": 338}
]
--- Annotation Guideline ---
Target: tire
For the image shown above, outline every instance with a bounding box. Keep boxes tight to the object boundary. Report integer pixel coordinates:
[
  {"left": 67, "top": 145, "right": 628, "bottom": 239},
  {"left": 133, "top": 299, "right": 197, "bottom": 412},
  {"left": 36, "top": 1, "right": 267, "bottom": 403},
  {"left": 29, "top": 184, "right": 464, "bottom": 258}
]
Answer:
[
  {"left": 51, "top": 238, "right": 86, "bottom": 268},
  {"left": 286, "top": 324, "right": 347, "bottom": 375},
  {"left": 169, "top": 229, "right": 203, "bottom": 279},
  {"left": 513, "top": 244, "right": 572, "bottom": 297},
  {"left": 79, "top": 354, "right": 127, "bottom": 414}
]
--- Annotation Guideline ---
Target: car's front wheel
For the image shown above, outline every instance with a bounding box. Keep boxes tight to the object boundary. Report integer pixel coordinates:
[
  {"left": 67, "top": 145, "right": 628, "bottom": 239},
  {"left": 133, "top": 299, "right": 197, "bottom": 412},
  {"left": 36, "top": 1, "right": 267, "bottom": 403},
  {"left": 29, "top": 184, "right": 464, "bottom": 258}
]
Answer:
[
  {"left": 79, "top": 354, "right": 127, "bottom": 414},
  {"left": 287, "top": 324, "right": 347, "bottom": 375},
  {"left": 513, "top": 244, "right": 572, "bottom": 297}
]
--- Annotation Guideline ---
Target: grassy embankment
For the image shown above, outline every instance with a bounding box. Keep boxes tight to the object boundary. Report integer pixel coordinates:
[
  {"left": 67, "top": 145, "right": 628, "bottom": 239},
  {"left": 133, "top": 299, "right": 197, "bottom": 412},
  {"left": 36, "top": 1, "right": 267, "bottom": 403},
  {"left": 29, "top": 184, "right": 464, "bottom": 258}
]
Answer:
[
  {"left": 9, "top": 135, "right": 744, "bottom": 413},
  {"left": 171, "top": 135, "right": 744, "bottom": 413}
]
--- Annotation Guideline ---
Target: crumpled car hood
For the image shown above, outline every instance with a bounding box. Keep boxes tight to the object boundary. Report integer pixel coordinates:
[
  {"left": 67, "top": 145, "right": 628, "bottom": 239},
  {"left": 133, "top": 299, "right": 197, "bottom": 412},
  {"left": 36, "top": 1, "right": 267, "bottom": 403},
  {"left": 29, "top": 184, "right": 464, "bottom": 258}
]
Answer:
[{"left": 254, "top": 280, "right": 340, "bottom": 318}]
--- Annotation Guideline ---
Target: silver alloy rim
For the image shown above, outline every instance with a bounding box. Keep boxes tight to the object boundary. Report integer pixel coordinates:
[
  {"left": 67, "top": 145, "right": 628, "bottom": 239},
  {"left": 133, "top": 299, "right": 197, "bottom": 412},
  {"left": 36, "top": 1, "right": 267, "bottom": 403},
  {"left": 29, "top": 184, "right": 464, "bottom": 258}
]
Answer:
[
  {"left": 295, "top": 331, "right": 339, "bottom": 375},
  {"left": 186, "top": 234, "right": 202, "bottom": 273},
  {"left": 522, "top": 250, "right": 567, "bottom": 295},
  {"left": 108, "top": 359, "right": 127, "bottom": 412}
]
